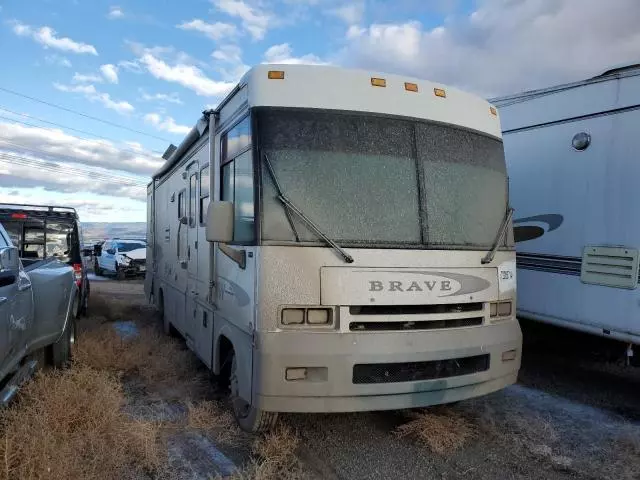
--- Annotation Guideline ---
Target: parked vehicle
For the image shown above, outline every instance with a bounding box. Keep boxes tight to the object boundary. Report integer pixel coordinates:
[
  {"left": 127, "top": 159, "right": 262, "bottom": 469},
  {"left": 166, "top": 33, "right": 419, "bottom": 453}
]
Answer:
[
  {"left": 0, "top": 221, "right": 77, "bottom": 405},
  {"left": 0, "top": 204, "right": 90, "bottom": 318},
  {"left": 146, "top": 64, "right": 521, "bottom": 432},
  {"left": 95, "top": 238, "right": 146, "bottom": 279},
  {"left": 493, "top": 64, "right": 640, "bottom": 354}
]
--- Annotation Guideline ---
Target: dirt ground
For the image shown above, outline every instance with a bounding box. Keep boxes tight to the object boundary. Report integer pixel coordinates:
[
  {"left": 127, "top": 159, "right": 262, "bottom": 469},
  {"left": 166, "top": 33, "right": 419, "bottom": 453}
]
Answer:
[{"left": 1, "top": 278, "right": 639, "bottom": 480}]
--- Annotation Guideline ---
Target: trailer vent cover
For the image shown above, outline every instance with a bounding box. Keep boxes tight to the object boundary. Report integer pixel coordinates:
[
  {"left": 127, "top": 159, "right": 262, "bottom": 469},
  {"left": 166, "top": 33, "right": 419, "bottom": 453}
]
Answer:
[{"left": 580, "top": 246, "right": 639, "bottom": 289}]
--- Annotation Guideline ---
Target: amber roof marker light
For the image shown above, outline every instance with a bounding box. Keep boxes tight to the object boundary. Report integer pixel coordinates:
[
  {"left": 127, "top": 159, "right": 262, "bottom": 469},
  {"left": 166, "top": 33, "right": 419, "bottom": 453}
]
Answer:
[
  {"left": 404, "top": 82, "right": 419, "bottom": 92},
  {"left": 268, "top": 70, "right": 285, "bottom": 80}
]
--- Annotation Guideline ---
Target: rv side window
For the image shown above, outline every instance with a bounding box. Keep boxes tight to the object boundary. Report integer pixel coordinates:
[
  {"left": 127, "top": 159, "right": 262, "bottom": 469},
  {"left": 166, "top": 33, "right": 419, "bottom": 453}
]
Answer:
[
  {"left": 200, "top": 165, "right": 210, "bottom": 225},
  {"left": 178, "top": 190, "right": 185, "bottom": 219},
  {"left": 219, "top": 151, "right": 255, "bottom": 243},
  {"left": 222, "top": 116, "right": 251, "bottom": 162}
]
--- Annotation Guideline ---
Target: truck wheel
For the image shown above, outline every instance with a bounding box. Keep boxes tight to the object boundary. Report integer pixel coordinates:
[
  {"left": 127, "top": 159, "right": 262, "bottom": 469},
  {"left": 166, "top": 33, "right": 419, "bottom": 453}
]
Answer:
[
  {"left": 229, "top": 352, "right": 278, "bottom": 433},
  {"left": 116, "top": 264, "right": 125, "bottom": 281},
  {"left": 50, "top": 315, "right": 76, "bottom": 369},
  {"left": 72, "top": 291, "right": 82, "bottom": 318},
  {"left": 79, "top": 281, "right": 89, "bottom": 317}
]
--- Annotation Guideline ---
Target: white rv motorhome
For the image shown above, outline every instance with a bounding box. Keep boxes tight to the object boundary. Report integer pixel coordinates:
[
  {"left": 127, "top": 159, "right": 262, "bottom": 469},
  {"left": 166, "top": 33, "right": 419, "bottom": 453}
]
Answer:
[
  {"left": 494, "top": 64, "right": 640, "bottom": 353},
  {"left": 146, "top": 64, "right": 522, "bottom": 432}
]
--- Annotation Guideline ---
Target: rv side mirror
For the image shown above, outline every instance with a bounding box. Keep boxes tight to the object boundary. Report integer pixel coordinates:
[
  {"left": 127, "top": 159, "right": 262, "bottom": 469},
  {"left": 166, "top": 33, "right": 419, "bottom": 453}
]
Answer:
[
  {"left": 180, "top": 216, "right": 188, "bottom": 225},
  {"left": 0, "top": 246, "right": 20, "bottom": 273},
  {"left": 206, "top": 201, "right": 234, "bottom": 243}
]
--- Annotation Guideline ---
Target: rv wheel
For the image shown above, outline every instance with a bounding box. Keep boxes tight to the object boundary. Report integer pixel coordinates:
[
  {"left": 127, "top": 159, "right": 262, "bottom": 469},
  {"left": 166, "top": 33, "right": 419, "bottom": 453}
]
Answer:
[{"left": 229, "top": 352, "right": 278, "bottom": 433}]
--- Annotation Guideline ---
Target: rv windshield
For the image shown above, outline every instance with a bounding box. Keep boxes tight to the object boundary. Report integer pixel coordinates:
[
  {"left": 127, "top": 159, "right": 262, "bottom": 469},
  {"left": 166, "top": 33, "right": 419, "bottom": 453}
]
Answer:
[{"left": 258, "top": 109, "right": 511, "bottom": 249}]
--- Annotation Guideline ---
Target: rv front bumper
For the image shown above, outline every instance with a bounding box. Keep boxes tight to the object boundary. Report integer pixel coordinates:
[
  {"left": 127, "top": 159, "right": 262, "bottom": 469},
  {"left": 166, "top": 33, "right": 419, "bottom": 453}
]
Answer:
[{"left": 253, "top": 319, "right": 522, "bottom": 413}]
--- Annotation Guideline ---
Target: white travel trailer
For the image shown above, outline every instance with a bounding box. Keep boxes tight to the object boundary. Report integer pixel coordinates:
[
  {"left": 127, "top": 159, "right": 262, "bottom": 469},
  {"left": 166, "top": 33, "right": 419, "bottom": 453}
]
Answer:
[
  {"left": 146, "top": 64, "right": 522, "bottom": 432},
  {"left": 494, "top": 64, "right": 640, "bottom": 354}
]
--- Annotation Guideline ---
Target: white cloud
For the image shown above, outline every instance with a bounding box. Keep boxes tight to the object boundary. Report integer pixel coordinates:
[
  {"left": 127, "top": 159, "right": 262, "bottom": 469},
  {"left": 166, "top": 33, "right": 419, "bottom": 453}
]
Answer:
[
  {"left": 118, "top": 60, "right": 143, "bottom": 73},
  {"left": 212, "top": 0, "right": 271, "bottom": 40},
  {"left": 107, "top": 6, "right": 124, "bottom": 19},
  {"left": 73, "top": 72, "right": 104, "bottom": 83},
  {"left": 140, "top": 90, "right": 183, "bottom": 105},
  {"left": 12, "top": 22, "right": 98, "bottom": 55},
  {"left": 138, "top": 51, "right": 234, "bottom": 97},
  {"left": 144, "top": 113, "right": 191, "bottom": 135},
  {"left": 0, "top": 121, "right": 161, "bottom": 177},
  {"left": 100, "top": 64, "right": 119, "bottom": 83},
  {"left": 54, "top": 83, "right": 134, "bottom": 114},
  {"left": 213, "top": 44, "right": 243, "bottom": 64},
  {"left": 44, "top": 54, "right": 72, "bottom": 67},
  {"left": 329, "top": 3, "right": 364, "bottom": 24},
  {"left": 0, "top": 187, "right": 147, "bottom": 222},
  {"left": 264, "top": 43, "right": 327, "bottom": 65},
  {"left": 212, "top": 45, "right": 250, "bottom": 81},
  {"left": 177, "top": 19, "right": 238, "bottom": 41},
  {"left": 341, "top": 0, "right": 640, "bottom": 97}
]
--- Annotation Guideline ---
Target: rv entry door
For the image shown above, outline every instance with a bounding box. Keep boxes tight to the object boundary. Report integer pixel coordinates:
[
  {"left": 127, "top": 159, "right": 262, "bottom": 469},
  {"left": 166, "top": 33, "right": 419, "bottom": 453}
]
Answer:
[{"left": 185, "top": 162, "right": 200, "bottom": 349}]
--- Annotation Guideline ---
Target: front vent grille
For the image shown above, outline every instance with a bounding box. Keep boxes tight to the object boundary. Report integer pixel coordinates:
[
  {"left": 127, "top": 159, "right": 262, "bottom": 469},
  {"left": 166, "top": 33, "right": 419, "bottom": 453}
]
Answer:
[
  {"left": 349, "top": 303, "right": 483, "bottom": 316},
  {"left": 349, "top": 317, "right": 483, "bottom": 331},
  {"left": 352, "top": 354, "right": 490, "bottom": 384}
]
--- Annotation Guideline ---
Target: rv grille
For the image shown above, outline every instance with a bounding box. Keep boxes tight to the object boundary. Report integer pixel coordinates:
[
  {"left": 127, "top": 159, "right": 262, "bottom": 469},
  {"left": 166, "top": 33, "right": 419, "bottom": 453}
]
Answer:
[
  {"left": 580, "top": 246, "right": 639, "bottom": 289},
  {"left": 352, "top": 354, "right": 490, "bottom": 384},
  {"left": 349, "top": 317, "right": 483, "bottom": 331},
  {"left": 349, "top": 303, "right": 483, "bottom": 316}
]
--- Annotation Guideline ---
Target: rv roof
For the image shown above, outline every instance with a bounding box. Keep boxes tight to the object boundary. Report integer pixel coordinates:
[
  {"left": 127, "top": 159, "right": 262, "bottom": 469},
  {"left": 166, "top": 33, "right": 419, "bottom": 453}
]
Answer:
[
  {"left": 153, "top": 64, "right": 501, "bottom": 180},
  {"left": 491, "top": 63, "right": 640, "bottom": 105}
]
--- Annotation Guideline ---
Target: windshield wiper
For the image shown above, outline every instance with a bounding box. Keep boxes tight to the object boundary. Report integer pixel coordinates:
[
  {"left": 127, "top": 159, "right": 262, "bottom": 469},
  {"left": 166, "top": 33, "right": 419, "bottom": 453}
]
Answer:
[
  {"left": 481, "top": 207, "right": 514, "bottom": 265},
  {"left": 262, "top": 154, "right": 354, "bottom": 264}
]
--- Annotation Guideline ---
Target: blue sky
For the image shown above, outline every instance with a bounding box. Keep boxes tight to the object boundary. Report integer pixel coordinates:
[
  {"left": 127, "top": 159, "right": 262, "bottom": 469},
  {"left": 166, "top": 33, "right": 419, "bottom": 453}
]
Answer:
[{"left": 0, "top": 0, "right": 637, "bottom": 221}]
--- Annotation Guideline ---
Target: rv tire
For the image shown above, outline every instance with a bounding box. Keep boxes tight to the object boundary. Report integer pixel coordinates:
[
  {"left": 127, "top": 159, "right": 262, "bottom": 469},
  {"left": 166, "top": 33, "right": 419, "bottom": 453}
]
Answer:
[{"left": 229, "top": 352, "right": 278, "bottom": 433}]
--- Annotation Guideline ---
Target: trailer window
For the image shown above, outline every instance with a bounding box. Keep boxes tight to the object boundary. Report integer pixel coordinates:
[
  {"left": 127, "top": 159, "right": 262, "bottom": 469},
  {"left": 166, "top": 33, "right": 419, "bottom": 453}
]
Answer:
[
  {"left": 200, "top": 165, "right": 210, "bottom": 225},
  {"left": 189, "top": 174, "right": 197, "bottom": 228}
]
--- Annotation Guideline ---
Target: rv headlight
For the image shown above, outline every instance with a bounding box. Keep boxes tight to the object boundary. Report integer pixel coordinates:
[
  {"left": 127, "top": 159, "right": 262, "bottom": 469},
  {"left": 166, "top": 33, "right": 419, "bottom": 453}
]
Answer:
[
  {"left": 281, "top": 308, "right": 305, "bottom": 325},
  {"left": 307, "top": 308, "right": 331, "bottom": 325}
]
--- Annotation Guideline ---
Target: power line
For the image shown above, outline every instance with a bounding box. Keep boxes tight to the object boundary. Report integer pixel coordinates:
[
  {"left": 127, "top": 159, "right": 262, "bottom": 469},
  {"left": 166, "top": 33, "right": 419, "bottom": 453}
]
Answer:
[
  {"left": 0, "top": 114, "right": 164, "bottom": 162},
  {"left": 0, "top": 138, "right": 155, "bottom": 181},
  {"left": 0, "top": 157, "right": 147, "bottom": 189},
  {"left": 0, "top": 106, "right": 165, "bottom": 156},
  {"left": 0, "top": 152, "right": 147, "bottom": 188},
  {"left": 0, "top": 85, "right": 172, "bottom": 143}
]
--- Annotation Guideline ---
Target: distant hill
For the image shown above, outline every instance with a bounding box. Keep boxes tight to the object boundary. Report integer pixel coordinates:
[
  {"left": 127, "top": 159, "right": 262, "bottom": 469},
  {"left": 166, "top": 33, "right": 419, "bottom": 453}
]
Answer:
[{"left": 81, "top": 222, "right": 146, "bottom": 244}]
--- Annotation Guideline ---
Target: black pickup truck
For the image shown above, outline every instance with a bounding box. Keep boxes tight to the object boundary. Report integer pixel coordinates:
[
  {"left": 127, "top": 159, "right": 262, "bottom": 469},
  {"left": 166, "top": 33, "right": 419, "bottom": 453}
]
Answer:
[{"left": 0, "top": 204, "right": 91, "bottom": 318}]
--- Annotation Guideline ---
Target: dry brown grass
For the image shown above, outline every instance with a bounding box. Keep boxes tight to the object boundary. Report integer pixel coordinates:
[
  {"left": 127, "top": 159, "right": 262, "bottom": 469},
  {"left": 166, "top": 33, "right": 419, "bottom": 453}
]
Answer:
[
  {"left": 222, "top": 424, "right": 303, "bottom": 480},
  {"left": 187, "top": 400, "right": 241, "bottom": 446},
  {"left": 0, "top": 366, "right": 161, "bottom": 480},
  {"left": 75, "top": 321, "right": 198, "bottom": 386},
  {"left": 394, "top": 408, "right": 477, "bottom": 455}
]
